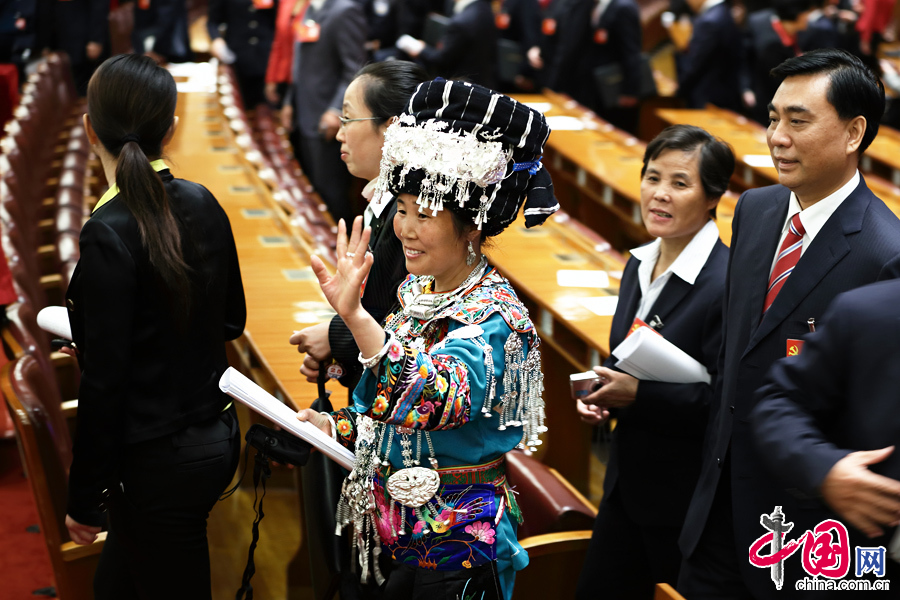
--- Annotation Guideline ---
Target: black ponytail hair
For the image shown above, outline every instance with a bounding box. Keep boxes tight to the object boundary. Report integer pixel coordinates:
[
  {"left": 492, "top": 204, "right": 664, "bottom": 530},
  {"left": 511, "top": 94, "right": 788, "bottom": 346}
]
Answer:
[{"left": 87, "top": 54, "right": 191, "bottom": 316}]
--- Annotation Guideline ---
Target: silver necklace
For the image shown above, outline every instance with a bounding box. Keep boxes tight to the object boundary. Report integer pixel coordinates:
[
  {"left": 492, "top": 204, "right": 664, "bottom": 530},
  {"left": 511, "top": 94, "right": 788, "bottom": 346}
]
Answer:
[{"left": 402, "top": 255, "right": 488, "bottom": 321}]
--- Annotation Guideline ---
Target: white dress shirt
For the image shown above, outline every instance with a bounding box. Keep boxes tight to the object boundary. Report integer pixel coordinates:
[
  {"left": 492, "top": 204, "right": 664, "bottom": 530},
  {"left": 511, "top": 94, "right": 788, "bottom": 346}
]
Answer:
[
  {"left": 630, "top": 219, "right": 720, "bottom": 322},
  {"left": 768, "top": 170, "right": 860, "bottom": 277}
]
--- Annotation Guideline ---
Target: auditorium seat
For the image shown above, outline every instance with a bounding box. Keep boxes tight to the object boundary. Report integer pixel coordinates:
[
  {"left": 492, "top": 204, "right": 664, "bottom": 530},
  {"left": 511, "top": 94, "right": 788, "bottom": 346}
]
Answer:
[
  {"left": 506, "top": 449, "right": 596, "bottom": 600},
  {"left": 2, "top": 354, "right": 104, "bottom": 600}
]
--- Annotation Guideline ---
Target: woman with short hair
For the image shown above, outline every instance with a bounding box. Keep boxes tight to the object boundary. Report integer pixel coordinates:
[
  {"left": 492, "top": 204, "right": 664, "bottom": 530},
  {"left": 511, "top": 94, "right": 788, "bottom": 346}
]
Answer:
[{"left": 575, "top": 124, "right": 735, "bottom": 599}]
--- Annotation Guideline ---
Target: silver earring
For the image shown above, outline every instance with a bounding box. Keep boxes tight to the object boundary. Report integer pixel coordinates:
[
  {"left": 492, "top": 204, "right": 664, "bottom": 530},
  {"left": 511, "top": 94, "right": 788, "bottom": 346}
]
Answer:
[{"left": 466, "top": 241, "right": 477, "bottom": 266}]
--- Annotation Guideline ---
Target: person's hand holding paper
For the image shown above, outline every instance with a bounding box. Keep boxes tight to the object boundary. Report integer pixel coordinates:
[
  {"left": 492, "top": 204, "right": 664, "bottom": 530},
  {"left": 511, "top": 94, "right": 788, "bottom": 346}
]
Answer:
[{"left": 610, "top": 326, "right": 711, "bottom": 384}]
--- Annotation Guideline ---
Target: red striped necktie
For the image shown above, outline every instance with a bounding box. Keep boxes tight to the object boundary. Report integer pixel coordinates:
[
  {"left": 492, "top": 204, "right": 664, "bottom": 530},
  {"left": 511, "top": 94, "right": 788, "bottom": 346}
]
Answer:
[{"left": 763, "top": 213, "right": 805, "bottom": 314}]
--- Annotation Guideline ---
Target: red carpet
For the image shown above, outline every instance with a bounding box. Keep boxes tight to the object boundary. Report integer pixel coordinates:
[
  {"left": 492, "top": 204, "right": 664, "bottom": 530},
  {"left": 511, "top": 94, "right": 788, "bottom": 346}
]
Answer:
[{"left": 0, "top": 446, "right": 57, "bottom": 598}]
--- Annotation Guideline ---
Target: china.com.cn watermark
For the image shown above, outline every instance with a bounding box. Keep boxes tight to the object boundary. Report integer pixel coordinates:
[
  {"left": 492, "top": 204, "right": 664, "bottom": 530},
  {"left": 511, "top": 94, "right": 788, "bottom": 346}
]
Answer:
[{"left": 748, "top": 506, "right": 891, "bottom": 591}]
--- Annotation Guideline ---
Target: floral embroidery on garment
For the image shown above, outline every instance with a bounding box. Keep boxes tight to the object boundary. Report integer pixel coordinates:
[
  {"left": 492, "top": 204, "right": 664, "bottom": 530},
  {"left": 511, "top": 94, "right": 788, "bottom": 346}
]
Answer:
[{"left": 375, "top": 478, "right": 500, "bottom": 571}]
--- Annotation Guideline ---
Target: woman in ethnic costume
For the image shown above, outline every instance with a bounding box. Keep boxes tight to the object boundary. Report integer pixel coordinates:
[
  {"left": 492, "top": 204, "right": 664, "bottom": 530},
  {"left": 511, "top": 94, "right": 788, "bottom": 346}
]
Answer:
[{"left": 297, "top": 78, "right": 558, "bottom": 600}]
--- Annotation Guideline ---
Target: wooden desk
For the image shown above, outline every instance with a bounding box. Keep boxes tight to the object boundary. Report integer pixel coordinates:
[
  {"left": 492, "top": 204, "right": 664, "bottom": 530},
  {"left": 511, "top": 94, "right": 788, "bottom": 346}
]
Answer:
[
  {"left": 166, "top": 76, "right": 325, "bottom": 412},
  {"left": 862, "top": 125, "right": 900, "bottom": 187}
]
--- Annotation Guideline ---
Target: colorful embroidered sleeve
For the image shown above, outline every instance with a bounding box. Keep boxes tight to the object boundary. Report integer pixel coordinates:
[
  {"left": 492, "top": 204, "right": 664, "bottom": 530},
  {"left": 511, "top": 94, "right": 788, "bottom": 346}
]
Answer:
[
  {"left": 328, "top": 407, "right": 359, "bottom": 450},
  {"left": 361, "top": 317, "right": 517, "bottom": 432}
]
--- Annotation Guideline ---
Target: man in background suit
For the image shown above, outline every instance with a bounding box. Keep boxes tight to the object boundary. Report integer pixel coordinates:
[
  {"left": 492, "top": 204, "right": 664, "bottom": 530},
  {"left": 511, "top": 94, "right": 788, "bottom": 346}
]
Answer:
[
  {"left": 544, "top": 0, "right": 642, "bottom": 131},
  {"left": 740, "top": 0, "right": 816, "bottom": 124},
  {"left": 752, "top": 279, "right": 900, "bottom": 585},
  {"left": 397, "top": 0, "right": 499, "bottom": 89},
  {"left": 285, "top": 0, "right": 366, "bottom": 225},
  {"left": 677, "top": 0, "right": 743, "bottom": 112},
  {"left": 35, "top": 0, "right": 108, "bottom": 95},
  {"left": 678, "top": 48, "right": 900, "bottom": 599}
]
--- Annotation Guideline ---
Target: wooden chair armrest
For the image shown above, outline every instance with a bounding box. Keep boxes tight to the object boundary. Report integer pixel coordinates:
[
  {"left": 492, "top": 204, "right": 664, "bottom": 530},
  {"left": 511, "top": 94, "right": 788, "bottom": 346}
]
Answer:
[
  {"left": 61, "top": 399, "right": 78, "bottom": 418},
  {"left": 60, "top": 531, "right": 107, "bottom": 561},
  {"left": 518, "top": 530, "right": 592, "bottom": 558},
  {"left": 654, "top": 583, "right": 687, "bottom": 600},
  {"left": 40, "top": 273, "right": 63, "bottom": 288},
  {"left": 547, "top": 466, "right": 597, "bottom": 516}
]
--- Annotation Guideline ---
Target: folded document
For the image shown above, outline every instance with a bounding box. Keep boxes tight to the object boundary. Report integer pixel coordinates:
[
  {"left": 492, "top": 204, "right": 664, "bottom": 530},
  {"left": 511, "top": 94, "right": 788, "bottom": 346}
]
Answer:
[
  {"left": 37, "top": 306, "right": 72, "bottom": 341},
  {"left": 219, "top": 367, "right": 356, "bottom": 470},
  {"left": 611, "top": 326, "right": 711, "bottom": 384}
]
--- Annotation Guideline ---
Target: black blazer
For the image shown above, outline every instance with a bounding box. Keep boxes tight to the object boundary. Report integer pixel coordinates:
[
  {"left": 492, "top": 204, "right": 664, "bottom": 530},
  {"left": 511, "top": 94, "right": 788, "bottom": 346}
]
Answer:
[
  {"left": 603, "top": 237, "right": 728, "bottom": 527},
  {"left": 419, "top": 0, "right": 498, "bottom": 89},
  {"left": 676, "top": 2, "right": 742, "bottom": 111},
  {"left": 752, "top": 279, "right": 900, "bottom": 557},
  {"left": 66, "top": 170, "right": 246, "bottom": 526},
  {"left": 328, "top": 197, "right": 407, "bottom": 387},
  {"left": 207, "top": 0, "right": 278, "bottom": 79},
  {"left": 545, "top": 0, "right": 642, "bottom": 111},
  {"left": 680, "top": 179, "right": 900, "bottom": 598},
  {"left": 741, "top": 10, "right": 796, "bottom": 124}
]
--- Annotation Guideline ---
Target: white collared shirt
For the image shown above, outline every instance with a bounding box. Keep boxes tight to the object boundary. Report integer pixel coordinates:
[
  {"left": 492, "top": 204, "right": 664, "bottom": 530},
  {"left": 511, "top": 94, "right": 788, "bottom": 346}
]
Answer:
[
  {"left": 630, "top": 219, "right": 720, "bottom": 321},
  {"left": 768, "top": 170, "right": 860, "bottom": 277},
  {"left": 592, "top": 0, "right": 613, "bottom": 27},
  {"left": 699, "top": 0, "right": 725, "bottom": 14},
  {"left": 454, "top": 0, "right": 479, "bottom": 15}
]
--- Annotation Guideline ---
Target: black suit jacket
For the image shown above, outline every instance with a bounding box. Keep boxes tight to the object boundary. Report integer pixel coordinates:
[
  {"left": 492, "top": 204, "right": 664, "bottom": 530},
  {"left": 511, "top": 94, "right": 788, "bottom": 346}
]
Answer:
[
  {"left": 328, "top": 197, "right": 407, "bottom": 387},
  {"left": 680, "top": 179, "right": 900, "bottom": 598},
  {"left": 545, "top": 0, "right": 641, "bottom": 112},
  {"left": 741, "top": 10, "right": 796, "bottom": 124},
  {"left": 798, "top": 13, "right": 840, "bottom": 52},
  {"left": 66, "top": 171, "right": 246, "bottom": 526},
  {"left": 677, "top": 2, "right": 742, "bottom": 111},
  {"left": 207, "top": 0, "right": 278, "bottom": 79},
  {"left": 752, "top": 279, "right": 900, "bottom": 560},
  {"left": 419, "top": 0, "right": 498, "bottom": 89},
  {"left": 603, "top": 237, "right": 728, "bottom": 527}
]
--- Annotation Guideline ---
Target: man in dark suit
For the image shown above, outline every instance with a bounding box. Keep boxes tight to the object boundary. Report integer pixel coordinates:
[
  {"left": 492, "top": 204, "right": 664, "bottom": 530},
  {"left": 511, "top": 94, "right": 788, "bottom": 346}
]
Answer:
[
  {"left": 798, "top": 0, "right": 840, "bottom": 51},
  {"left": 740, "top": 0, "right": 816, "bottom": 124},
  {"left": 285, "top": 0, "right": 367, "bottom": 225},
  {"left": 544, "top": 0, "right": 642, "bottom": 131},
  {"left": 677, "top": 0, "right": 743, "bottom": 111},
  {"left": 678, "top": 48, "right": 900, "bottom": 600},
  {"left": 207, "top": 0, "right": 277, "bottom": 108},
  {"left": 397, "top": 0, "right": 499, "bottom": 89},
  {"left": 35, "top": 0, "right": 107, "bottom": 95},
  {"left": 752, "top": 279, "right": 900, "bottom": 586}
]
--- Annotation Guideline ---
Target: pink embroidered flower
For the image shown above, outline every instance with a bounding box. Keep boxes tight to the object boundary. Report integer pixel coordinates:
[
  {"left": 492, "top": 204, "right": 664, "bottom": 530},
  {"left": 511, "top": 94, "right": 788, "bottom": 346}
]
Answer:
[
  {"left": 387, "top": 341, "right": 403, "bottom": 362},
  {"left": 465, "top": 521, "right": 496, "bottom": 545},
  {"left": 372, "top": 395, "right": 388, "bottom": 416},
  {"left": 435, "top": 375, "right": 448, "bottom": 394},
  {"left": 373, "top": 482, "right": 401, "bottom": 544}
]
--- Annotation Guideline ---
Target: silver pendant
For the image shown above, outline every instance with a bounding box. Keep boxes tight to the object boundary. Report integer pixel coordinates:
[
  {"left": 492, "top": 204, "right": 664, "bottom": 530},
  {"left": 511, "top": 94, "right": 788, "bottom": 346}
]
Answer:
[{"left": 386, "top": 467, "right": 440, "bottom": 508}]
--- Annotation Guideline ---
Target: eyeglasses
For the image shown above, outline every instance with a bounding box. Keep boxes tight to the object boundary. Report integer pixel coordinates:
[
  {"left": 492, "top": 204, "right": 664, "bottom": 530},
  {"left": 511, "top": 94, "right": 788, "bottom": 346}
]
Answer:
[{"left": 339, "top": 116, "right": 382, "bottom": 128}]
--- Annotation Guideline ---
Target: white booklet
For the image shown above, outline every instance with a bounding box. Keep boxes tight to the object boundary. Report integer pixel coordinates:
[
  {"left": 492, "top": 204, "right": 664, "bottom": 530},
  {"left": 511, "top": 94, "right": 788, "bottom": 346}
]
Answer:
[
  {"left": 611, "top": 326, "right": 711, "bottom": 384},
  {"left": 218, "top": 367, "right": 356, "bottom": 470},
  {"left": 37, "top": 306, "right": 72, "bottom": 341}
]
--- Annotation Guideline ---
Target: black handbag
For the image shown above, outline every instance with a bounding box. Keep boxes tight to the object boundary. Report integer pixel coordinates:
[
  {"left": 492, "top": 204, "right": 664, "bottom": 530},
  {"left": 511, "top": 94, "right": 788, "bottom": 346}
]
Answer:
[{"left": 224, "top": 418, "right": 312, "bottom": 600}]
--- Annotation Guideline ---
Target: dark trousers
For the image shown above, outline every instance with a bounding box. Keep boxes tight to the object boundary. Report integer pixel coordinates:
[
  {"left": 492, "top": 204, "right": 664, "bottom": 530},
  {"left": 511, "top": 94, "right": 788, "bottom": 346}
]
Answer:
[
  {"left": 576, "top": 487, "right": 682, "bottom": 599},
  {"left": 677, "top": 458, "right": 754, "bottom": 600},
  {"left": 94, "top": 407, "right": 240, "bottom": 600},
  {"left": 297, "top": 134, "right": 354, "bottom": 225}
]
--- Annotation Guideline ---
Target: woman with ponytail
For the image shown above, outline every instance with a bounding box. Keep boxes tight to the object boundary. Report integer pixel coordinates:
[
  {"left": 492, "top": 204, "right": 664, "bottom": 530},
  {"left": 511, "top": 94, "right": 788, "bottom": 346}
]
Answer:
[{"left": 63, "top": 54, "right": 246, "bottom": 599}]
